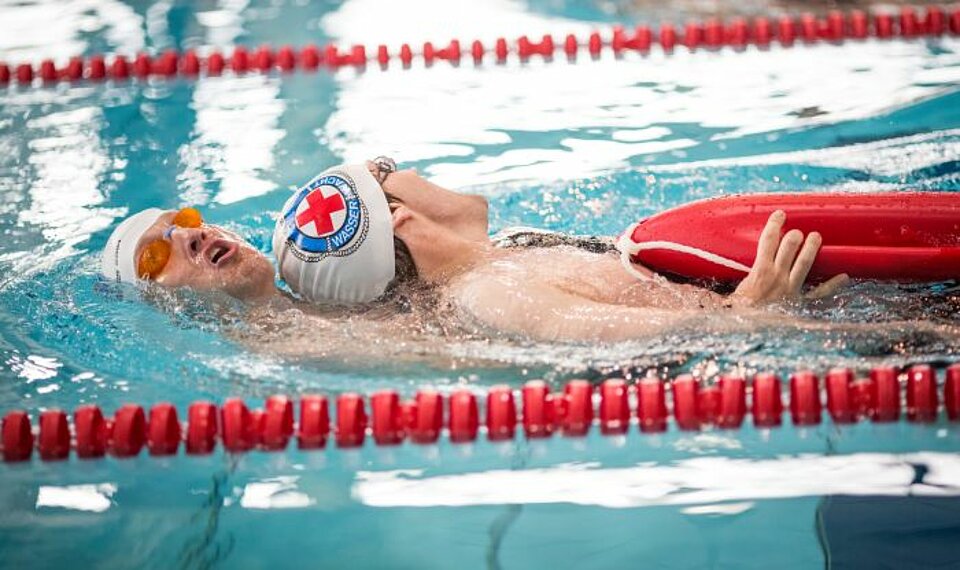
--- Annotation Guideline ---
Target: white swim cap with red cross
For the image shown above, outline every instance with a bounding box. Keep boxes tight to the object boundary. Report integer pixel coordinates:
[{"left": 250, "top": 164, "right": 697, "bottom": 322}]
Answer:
[{"left": 272, "top": 164, "right": 395, "bottom": 304}]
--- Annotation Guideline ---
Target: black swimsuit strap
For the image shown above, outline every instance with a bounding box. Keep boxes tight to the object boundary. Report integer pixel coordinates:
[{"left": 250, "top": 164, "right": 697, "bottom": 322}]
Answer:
[{"left": 491, "top": 227, "right": 616, "bottom": 254}]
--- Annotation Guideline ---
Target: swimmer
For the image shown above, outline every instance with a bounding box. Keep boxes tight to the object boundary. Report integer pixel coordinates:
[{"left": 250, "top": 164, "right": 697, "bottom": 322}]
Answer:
[
  {"left": 102, "top": 158, "right": 849, "bottom": 345},
  {"left": 273, "top": 159, "right": 853, "bottom": 343},
  {"left": 101, "top": 206, "right": 276, "bottom": 302}
]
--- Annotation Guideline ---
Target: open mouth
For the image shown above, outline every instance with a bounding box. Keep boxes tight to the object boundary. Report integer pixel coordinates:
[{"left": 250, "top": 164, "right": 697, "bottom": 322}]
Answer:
[{"left": 205, "top": 239, "right": 238, "bottom": 267}]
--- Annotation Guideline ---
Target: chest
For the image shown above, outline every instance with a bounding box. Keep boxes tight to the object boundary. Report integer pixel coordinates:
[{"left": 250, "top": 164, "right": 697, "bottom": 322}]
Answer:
[{"left": 497, "top": 248, "right": 691, "bottom": 308}]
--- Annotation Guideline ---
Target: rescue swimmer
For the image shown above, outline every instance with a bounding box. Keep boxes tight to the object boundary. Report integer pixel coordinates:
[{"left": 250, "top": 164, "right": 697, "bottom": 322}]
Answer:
[{"left": 102, "top": 158, "right": 849, "bottom": 343}]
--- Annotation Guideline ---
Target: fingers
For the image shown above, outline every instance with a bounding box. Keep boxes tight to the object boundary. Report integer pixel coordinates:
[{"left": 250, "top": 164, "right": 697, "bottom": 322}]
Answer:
[
  {"left": 754, "top": 210, "right": 786, "bottom": 270},
  {"left": 806, "top": 273, "right": 850, "bottom": 299},
  {"left": 365, "top": 160, "right": 385, "bottom": 184},
  {"left": 773, "top": 229, "right": 804, "bottom": 275},
  {"left": 788, "top": 231, "right": 822, "bottom": 291}
]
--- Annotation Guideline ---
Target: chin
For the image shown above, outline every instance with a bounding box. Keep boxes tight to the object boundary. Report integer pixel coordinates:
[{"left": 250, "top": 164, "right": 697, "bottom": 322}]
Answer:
[{"left": 221, "top": 248, "right": 274, "bottom": 300}]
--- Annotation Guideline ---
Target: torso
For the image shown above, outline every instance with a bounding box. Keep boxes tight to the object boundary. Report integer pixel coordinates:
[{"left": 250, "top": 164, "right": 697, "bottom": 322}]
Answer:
[{"left": 448, "top": 246, "right": 721, "bottom": 311}]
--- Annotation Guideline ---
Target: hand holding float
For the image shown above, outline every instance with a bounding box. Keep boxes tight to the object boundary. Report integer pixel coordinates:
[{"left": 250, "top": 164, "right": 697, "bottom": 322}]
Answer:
[
  {"left": 729, "top": 210, "right": 849, "bottom": 305},
  {"left": 617, "top": 192, "right": 960, "bottom": 285}
]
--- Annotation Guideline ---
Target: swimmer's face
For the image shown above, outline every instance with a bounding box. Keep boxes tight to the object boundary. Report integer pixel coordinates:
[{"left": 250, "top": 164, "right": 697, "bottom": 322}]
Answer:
[
  {"left": 134, "top": 211, "right": 275, "bottom": 301},
  {"left": 379, "top": 169, "right": 489, "bottom": 241}
]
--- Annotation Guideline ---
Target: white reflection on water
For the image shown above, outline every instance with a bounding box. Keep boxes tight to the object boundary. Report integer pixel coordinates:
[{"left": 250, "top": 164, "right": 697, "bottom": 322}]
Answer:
[
  {"left": 180, "top": 0, "right": 285, "bottom": 206},
  {"left": 0, "top": 0, "right": 144, "bottom": 62},
  {"left": 681, "top": 501, "right": 754, "bottom": 516},
  {"left": 238, "top": 476, "right": 315, "bottom": 509},
  {"left": 324, "top": 8, "right": 960, "bottom": 189},
  {"left": 649, "top": 127, "right": 960, "bottom": 179},
  {"left": 351, "top": 452, "right": 960, "bottom": 509},
  {"left": 181, "top": 74, "right": 285, "bottom": 205},
  {"left": 16, "top": 105, "right": 121, "bottom": 269},
  {"left": 196, "top": 0, "right": 252, "bottom": 48},
  {"left": 5, "top": 353, "right": 62, "bottom": 382},
  {"left": 321, "top": 0, "right": 596, "bottom": 48},
  {"left": 671, "top": 432, "right": 742, "bottom": 454},
  {"left": 36, "top": 483, "right": 117, "bottom": 512}
]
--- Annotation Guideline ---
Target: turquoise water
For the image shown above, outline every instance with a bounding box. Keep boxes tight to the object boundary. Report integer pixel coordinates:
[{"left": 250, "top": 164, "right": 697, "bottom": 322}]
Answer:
[{"left": 2, "top": 1, "right": 960, "bottom": 568}]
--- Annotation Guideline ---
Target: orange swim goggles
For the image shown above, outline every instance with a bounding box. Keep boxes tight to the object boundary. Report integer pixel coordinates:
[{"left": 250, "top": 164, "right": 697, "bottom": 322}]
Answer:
[{"left": 137, "top": 207, "right": 203, "bottom": 280}]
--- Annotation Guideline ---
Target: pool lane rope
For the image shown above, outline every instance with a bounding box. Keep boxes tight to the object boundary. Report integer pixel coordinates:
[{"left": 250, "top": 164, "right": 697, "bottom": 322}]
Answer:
[
  {"left": 2, "top": 363, "right": 959, "bottom": 463},
  {"left": 2, "top": 6, "right": 960, "bottom": 87}
]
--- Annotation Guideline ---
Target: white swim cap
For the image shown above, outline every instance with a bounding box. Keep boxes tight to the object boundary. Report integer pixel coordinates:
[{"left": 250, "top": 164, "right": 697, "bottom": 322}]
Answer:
[
  {"left": 101, "top": 208, "right": 166, "bottom": 283},
  {"left": 273, "top": 164, "right": 395, "bottom": 304}
]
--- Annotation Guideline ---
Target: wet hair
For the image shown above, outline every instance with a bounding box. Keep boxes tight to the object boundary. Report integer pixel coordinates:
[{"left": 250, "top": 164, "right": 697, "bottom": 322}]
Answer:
[
  {"left": 366, "top": 190, "right": 439, "bottom": 319},
  {"left": 382, "top": 191, "right": 419, "bottom": 292}
]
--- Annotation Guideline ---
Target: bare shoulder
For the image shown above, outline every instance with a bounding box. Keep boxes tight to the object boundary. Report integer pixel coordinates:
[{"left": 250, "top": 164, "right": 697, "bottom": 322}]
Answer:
[
  {"left": 444, "top": 262, "right": 547, "bottom": 333},
  {"left": 447, "top": 267, "right": 517, "bottom": 313}
]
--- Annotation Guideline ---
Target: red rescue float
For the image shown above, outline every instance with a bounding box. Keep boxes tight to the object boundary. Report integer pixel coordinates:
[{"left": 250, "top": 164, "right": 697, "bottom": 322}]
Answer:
[{"left": 619, "top": 192, "right": 960, "bottom": 283}]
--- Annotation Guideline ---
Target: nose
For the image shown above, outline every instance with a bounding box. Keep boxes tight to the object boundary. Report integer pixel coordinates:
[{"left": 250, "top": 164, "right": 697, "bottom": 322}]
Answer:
[{"left": 169, "top": 226, "right": 211, "bottom": 257}]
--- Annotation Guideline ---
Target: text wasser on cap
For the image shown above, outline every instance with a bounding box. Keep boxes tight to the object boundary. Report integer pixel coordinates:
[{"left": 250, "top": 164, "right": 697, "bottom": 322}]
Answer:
[{"left": 273, "top": 164, "right": 395, "bottom": 303}]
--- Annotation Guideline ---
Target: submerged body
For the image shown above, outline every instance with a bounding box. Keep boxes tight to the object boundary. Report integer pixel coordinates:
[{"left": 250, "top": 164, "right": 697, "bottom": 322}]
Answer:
[{"left": 236, "top": 245, "right": 958, "bottom": 369}]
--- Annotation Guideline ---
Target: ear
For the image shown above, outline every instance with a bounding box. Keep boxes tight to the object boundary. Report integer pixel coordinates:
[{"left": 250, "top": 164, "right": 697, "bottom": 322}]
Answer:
[{"left": 391, "top": 205, "right": 413, "bottom": 231}]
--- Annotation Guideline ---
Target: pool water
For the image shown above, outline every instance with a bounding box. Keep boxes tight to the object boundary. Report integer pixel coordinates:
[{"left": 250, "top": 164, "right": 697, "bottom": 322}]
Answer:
[{"left": 1, "top": 1, "right": 960, "bottom": 568}]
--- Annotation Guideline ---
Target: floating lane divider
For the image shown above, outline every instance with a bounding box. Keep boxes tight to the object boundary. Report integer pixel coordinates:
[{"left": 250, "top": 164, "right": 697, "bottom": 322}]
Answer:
[
  {"left": 2, "top": 364, "right": 959, "bottom": 463},
  {"left": 2, "top": 6, "right": 960, "bottom": 87}
]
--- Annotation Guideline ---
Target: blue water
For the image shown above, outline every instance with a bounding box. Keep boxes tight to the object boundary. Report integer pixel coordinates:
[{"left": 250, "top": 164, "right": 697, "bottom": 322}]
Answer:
[{"left": 2, "top": 1, "right": 960, "bottom": 568}]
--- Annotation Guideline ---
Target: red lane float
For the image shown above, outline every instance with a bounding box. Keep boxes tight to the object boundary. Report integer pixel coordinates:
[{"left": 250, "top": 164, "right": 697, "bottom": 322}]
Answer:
[
  {"left": 599, "top": 379, "right": 629, "bottom": 434},
  {"left": 187, "top": 401, "right": 218, "bottom": 453},
  {"left": 2, "top": 6, "right": 959, "bottom": 87},
  {"left": 335, "top": 393, "right": 367, "bottom": 447},
  {"left": 371, "top": 391, "right": 403, "bottom": 445},
  {"left": 2, "top": 411, "right": 33, "bottom": 461},
  {"left": 262, "top": 395, "right": 294, "bottom": 449},
  {"left": 408, "top": 390, "right": 443, "bottom": 443},
  {"left": 522, "top": 380, "right": 556, "bottom": 437},
  {"left": 448, "top": 389, "right": 479, "bottom": 442},
  {"left": 826, "top": 368, "right": 856, "bottom": 423},
  {"left": 637, "top": 378, "right": 668, "bottom": 432},
  {"left": 717, "top": 374, "right": 746, "bottom": 429},
  {"left": 147, "top": 403, "right": 181, "bottom": 455},
  {"left": 621, "top": 192, "right": 960, "bottom": 283},
  {"left": 697, "top": 384, "right": 721, "bottom": 425},
  {"left": 39, "top": 410, "right": 70, "bottom": 460},
  {"left": 111, "top": 404, "right": 145, "bottom": 457},
  {"left": 752, "top": 373, "right": 783, "bottom": 427},
  {"left": 946, "top": 365, "right": 960, "bottom": 420},
  {"left": 790, "top": 371, "right": 822, "bottom": 425},
  {"left": 486, "top": 385, "right": 517, "bottom": 441},
  {"left": 672, "top": 374, "right": 701, "bottom": 430},
  {"left": 2, "top": 363, "right": 959, "bottom": 463},
  {"left": 907, "top": 365, "right": 938, "bottom": 422},
  {"left": 872, "top": 366, "right": 902, "bottom": 421},
  {"left": 561, "top": 380, "right": 593, "bottom": 436},
  {"left": 297, "top": 395, "right": 329, "bottom": 448}
]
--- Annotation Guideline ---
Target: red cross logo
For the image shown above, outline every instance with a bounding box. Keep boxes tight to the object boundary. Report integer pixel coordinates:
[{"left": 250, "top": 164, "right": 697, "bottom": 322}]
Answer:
[{"left": 296, "top": 189, "right": 346, "bottom": 236}]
